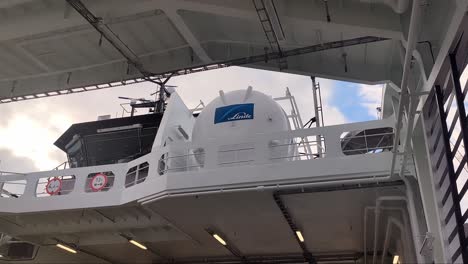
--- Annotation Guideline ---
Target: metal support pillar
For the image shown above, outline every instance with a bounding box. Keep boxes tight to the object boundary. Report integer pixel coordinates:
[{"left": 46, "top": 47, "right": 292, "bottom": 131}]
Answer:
[
  {"left": 412, "top": 117, "right": 449, "bottom": 263},
  {"left": 311, "top": 77, "right": 323, "bottom": 157}
]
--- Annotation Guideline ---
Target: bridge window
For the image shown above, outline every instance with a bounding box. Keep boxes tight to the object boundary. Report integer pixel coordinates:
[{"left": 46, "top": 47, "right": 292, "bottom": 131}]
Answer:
[
  {"left": 125, "top": 162, "right": 150, "bottom": 188},
  {"left": 340, "top": 127, "right": 394, "bottom": 155}
]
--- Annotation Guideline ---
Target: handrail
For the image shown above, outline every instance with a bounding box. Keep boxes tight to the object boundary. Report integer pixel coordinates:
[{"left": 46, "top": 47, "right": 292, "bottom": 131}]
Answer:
[
  {"left": 0, "top": 171, "right": 26, "bottom": 176},
  {"left": 0, "top": 120, "right": 397, "bottom": 209},
  {"left": 450, "top": 141, "right": 468, "bottom": 174},
  {"left": 52, "top": 161, "right": 69, "bottom": 171}
]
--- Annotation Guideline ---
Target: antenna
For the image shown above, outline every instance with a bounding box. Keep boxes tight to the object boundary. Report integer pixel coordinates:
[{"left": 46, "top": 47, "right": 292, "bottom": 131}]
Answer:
[
  {"left": 118, "top": 96, "right": 156, "bottom": 116},
  {"left": 146, "top": 73, "right": 175, "bottom": 113}
]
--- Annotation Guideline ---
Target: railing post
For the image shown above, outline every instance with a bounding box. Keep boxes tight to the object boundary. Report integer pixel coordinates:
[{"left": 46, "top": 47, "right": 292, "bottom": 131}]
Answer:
[
  {"left": 203, "top": 144, "right": 217, "bottom": 170},
  {"left": 324, "top": 130, "right": 343, "bottom": 158},
  {"left": 22, "top": 176, "right": 37, "bottom": 198}
]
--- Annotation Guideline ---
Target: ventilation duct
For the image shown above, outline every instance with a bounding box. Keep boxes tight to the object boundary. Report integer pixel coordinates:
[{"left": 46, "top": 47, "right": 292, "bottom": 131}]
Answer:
[{"left": 0, "top": 235, "right": 37, "bottom": 261}]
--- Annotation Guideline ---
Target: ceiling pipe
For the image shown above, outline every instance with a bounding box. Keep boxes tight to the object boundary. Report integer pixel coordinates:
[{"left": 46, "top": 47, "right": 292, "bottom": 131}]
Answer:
[
  {"left": 360, "top": 0, "right": 410, "bottom": 14},
  {"left": 399, "top": 176, "right": 424, "bottom": 263},
  {"left": 363, "top": 206, "right": 413, "bottom": 264},
  {"left": 381, "top": 217, "right": 406, "bottom": 264},
  {"left": 371, "top": 197, "right": 406, "bottom": 264},
  {"left": 371, "top": 196, "right": 423, "bottom": 264},
  {"left": 386, "top": 1, "right": 428, "bottom": 261},
  {"left": 389, "top": 0, "right": 423, "bottom": 182}
]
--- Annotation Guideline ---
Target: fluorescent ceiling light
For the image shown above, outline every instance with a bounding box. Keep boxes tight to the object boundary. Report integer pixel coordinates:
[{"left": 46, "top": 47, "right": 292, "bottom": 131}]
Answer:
[
  {"left": 129, "top": 239, "right": 147, "bottom": 250},
  {"left": 212, "top": 234, "right": 227, "bottom": 246},
  {"left": 56, "top": 243, "right": 77, "bottom": 254},
  {"left": 295, "top": 231, "right": 305, "bottom": 242},
  {"left": 392, "top": 255, "right": 400, "bottom": 264}
]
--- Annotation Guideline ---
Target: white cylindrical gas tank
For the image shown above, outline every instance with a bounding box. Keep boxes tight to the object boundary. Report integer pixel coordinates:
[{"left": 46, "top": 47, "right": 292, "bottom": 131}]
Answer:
[{"left": 192, "top": 87, "right": 294, "bottom": 165}]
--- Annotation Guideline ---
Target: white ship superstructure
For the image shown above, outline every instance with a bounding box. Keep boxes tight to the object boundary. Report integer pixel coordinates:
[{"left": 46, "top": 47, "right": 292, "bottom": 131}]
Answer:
[{"left": 0, "top": 1, "right": 467, "bottom": 263}]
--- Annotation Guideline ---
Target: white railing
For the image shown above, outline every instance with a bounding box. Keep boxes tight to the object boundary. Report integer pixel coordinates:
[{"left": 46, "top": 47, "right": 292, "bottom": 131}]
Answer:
[
  {"left": 156, "top": 118, "right": 394, "bottom": 173},
  {"left": 0, "top": 118, "right": 395, "bottom": 212}
]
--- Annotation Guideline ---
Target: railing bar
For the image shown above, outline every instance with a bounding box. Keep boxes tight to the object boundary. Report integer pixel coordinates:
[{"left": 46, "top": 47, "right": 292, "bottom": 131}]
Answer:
[
  {"left": 218, "top": 147, "right": 256, "bottom": 153},
  {"left": 442, "top": 185, "right": 452, "bottom": 205},
  {"left": 462, "top": 209, "right": 468, "bottom": 223},
  {"left": 340, "top": 131, "right": 395, "bottom": 139},
  {"left": 163, "top": 165, "right": 203, "bottom": 171},
  {"left": 342, "top": 146, "right": 392, "bottom": 153},
  {"left": 0, "top": 182, "right": 27, "bottom": 185},
  {"left": 272, "top": 142, "right": 320, "bottom": 147},
  {"left": 448, "top": 225, "right": 459, "bottom": 243},
  {"left": 438, "top": 167, "right": 449, "bottom": 188},
  {"left": 459, "top": 180, "right": 468, "bottom": 200},
  {"left": 270, "top": 154, "right": 317, "bottom": 160},
  {"left": 454, "top": 157, "right": 467, "bottom": 179},
  {"left": 451, "top": 246, "right": 462, "bottom": 263},
  {"left": 218, "top": 160, "right": 255, "bottom": 165},
  {"left": 163, "top": 152, "right": 205, "bottom": 159},
  {"left": 435, "top": 146, "right": 446, "bottom": 170},
  {"left": 444, "top": 205, "right": 455, "bottom": 225}
]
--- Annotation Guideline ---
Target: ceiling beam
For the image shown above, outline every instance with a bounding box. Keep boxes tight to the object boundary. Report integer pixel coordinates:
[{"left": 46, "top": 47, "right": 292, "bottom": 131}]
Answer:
[
  {"left": 273, "top": 193, "right": 316, "bottom": 264},
  {"left": 66, "top": 0, "right": 153, "bottom": 77},
  {"left": 157, "top": 252, "right": 364, "bottom": 264},
  {"left": 164, "top": 8, "right": 212, "bottom": 64},
  {"left": 0, "top": 36, "right": 388, "bottom": 103},
  {"left": 146, "top": 36, "right": 389, "bottom": 78},
  {"left": 0, "top": 0, "right": 402, "bottom": 43},
  {"left": 166, "top": 0, "right": 402, "bottom": 39},
  {"left": 206, "top": 229, "right": 245, "bottom": 261}
]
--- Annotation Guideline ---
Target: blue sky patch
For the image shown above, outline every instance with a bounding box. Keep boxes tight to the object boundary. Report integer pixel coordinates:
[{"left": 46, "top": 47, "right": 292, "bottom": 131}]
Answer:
[{"left": 330, "top": 81, "right": 376, "bottom": 122}]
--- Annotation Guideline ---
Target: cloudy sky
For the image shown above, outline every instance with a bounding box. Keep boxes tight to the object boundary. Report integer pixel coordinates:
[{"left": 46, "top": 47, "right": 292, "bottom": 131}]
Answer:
[{"left": 0, "top": 67, "right": 382, "bottom": 172}]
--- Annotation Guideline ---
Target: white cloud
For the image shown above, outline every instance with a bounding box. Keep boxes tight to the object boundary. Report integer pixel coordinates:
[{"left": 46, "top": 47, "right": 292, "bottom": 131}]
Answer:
[
  {"left": 0, "top": 115, "right": 65, "bottom": 171},
  {"left": 358, "top": 83, "right": 384, "bottom": 119}
]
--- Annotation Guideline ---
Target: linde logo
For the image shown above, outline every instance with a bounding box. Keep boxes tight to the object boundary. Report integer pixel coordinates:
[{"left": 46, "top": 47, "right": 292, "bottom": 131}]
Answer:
[
  {"left": 214, "top": 103, "right": 254, "bottom": 124},
  {"left": 227, "top": 112, "right": 252, "bottom": 121}
]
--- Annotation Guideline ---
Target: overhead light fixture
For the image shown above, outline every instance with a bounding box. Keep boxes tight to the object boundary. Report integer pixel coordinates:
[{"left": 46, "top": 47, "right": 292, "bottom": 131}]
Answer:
[
  {"left": 0, "top": 254, "right": 3, "bottom": 257},
  {"left": 212, "top": 234, "right": 227, "bottom": 246},
  {"left": 56, "top": 243, "right": 77, "bottom": 254},
  {"left": 392, "top": 255, "right": 400, "bottom": 264},
  {"left": 129, "top": 239, "right": 147, "bottom": 250},
  {"left": 295, "top": 231, "right": 305, "bottom": 242}
]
